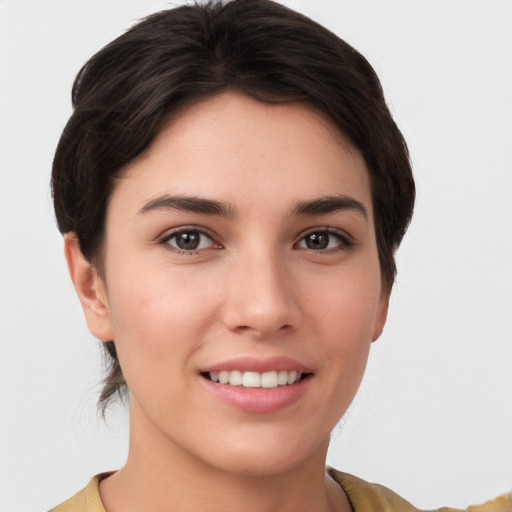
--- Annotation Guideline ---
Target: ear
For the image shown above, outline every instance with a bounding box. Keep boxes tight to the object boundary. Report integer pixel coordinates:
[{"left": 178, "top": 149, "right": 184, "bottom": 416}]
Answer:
[
  {"left": 64, "top": 235, "right": 114, "bottom": 342},
  {"left": 372, "top": 287, "right": 389, "bottom": 342}
]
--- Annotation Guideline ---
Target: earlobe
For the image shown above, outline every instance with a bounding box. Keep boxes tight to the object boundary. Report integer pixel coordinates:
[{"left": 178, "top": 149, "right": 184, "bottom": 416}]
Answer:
[
  {"left": 372, "top": 289, "right": 389, "bottom": 342},
  {"left": 64, "top": 235, "right": 114, "bottom": 342}
]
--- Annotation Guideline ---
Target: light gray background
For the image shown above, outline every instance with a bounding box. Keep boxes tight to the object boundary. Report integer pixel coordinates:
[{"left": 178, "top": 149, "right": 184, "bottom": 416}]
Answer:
[{"left": 1, "top": 1, "right": 511, "bottom": 511}]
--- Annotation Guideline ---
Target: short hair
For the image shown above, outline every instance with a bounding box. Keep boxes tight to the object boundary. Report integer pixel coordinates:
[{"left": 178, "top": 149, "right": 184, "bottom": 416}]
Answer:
[{"left": 52, "top": 0, "right": 415, "bottom": 412}]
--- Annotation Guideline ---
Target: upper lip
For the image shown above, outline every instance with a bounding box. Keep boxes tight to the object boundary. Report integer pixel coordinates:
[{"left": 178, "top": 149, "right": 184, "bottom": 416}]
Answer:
[{"left": 199, "top": 356, "right": 313, "bottom": 374}]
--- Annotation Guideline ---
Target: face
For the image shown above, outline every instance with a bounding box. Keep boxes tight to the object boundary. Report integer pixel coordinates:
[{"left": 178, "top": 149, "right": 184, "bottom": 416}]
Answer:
[{"left": 78, "top": 92, "right": 388, "bottom": 477}]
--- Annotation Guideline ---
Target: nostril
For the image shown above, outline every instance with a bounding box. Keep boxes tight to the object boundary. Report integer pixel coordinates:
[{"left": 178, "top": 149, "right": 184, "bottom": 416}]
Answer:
[
  {"left": 221, "top": 291, "right": 301, "bottom": 336},
  {"left": 234, "top": 323, "right": 292, "bottom": 335}
]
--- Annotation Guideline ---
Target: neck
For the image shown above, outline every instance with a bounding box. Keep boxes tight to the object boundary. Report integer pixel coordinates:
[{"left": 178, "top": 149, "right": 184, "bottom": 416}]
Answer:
[{"left": 99, "top": 403, "right": 350, "bottom": 512}]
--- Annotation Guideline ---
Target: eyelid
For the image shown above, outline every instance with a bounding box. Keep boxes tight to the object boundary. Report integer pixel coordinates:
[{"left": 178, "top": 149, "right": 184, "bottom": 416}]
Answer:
[
  {"left": 294, "top": 227, "right": 355, "bottom": 250},
  {"left": 159, "top": 225, "right": 222, "bottom": 253}
]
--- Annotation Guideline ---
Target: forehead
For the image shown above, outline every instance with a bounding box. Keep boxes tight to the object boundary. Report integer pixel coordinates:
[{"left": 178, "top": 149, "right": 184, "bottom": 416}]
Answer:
[{"left": 113, "top": 92, "right": 372, "bottom": 218}]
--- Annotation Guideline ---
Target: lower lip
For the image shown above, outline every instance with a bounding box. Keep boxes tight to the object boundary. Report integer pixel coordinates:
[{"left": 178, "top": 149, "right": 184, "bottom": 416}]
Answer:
[{"left": 201, "top": 376, "right": 311, "bottom": 414}]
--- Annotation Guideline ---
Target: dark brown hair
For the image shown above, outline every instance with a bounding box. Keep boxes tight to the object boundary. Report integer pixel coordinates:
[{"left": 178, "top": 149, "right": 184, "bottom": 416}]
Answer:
[{"left": 52, "top": 0, "right": 415, "bottom": 412}]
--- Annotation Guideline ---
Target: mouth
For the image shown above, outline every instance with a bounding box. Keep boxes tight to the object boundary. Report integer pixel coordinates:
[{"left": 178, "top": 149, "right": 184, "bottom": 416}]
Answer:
[
  {"left": 200, "top": 359, "right": 313, "bottom": 413},
  {"left": 201, "top": 370, "right": 311, "bottom": 388}
]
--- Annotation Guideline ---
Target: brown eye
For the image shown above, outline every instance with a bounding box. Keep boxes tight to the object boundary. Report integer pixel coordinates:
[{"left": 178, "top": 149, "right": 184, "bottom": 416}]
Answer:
[
  {"left": 165, "top": 230, "right": 214, "bottom": 252},
  {"left": 304, "top": 232, "right": 329, "bottom": 250},
  {"left": 297, "top": 230, "right": 351, "bottom": 251}
]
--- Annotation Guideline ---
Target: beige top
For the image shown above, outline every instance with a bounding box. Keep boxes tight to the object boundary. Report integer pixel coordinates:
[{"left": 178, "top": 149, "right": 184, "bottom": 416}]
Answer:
[{"left": 50, "top": 469, "right": 512, "bottom": 512}]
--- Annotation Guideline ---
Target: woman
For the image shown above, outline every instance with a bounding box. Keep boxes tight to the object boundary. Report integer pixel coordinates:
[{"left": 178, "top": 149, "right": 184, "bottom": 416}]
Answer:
[{"left": 48, "top": 1, "right": 510, "bottom": 510}]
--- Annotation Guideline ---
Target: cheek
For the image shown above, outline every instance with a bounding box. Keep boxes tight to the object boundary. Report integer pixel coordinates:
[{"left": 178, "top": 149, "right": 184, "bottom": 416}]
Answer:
[
  {"left": 305, "top": 258, "right": 382, "bottom": 337},
  {"left": 104, "top": 270, "right": 218, "bottom": 387},
  {"left": 108, "top": 257, "right": 218, "bottom": 336},
  {"left": 303, "top": 262, "right": 382, "bottom": 380}
]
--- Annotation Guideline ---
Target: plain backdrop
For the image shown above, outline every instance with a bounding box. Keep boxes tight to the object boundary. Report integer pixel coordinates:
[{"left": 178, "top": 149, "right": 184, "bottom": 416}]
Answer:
[{"left": 0, "top": 1, "right": 511, "bottom": 511}]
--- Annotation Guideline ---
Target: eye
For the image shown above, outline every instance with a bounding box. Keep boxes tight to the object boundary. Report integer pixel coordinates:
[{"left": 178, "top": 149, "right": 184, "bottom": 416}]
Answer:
[
  {"left": 163, "top": 229, "right": 217, "bottom": 252},
  {"left": 296, "top": 229, "right": 352, "bottom": 251}
]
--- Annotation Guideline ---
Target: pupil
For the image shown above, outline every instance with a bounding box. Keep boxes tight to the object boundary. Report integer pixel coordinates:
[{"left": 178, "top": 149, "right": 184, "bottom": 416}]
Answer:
[
  {"left": 306, "top": 232, "right": 328, "bottom": 250},
  {"left": 177, "top": 232, "right": 200, "bottom": 250}
]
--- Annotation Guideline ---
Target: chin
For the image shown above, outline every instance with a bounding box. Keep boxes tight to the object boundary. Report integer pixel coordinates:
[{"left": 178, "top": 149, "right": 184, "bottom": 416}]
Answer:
[{"left": 199, "top": 429, "right": 330, "bottom": 478}]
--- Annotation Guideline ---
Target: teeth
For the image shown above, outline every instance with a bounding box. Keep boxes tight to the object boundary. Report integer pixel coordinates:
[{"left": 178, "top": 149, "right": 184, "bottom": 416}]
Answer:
[
  {"left": 228, "top": 370, "right": 243, "bottom": 386},
  {"left": 277, "top": 370, "right": 288, "bottom": 386},
  {"left": 207, "top": 370, "right": 303, "bottom": 388},
  {"left": 242, "top": 371, "right": 261, "bottom": 388},
  {"left": 261, "top": 371, "right": 277, "bottom": 388}
]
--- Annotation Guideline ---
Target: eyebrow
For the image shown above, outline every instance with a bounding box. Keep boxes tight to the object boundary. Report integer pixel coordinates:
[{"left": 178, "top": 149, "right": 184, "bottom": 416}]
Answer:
[
  {"left": 138, "top": 195, "right": 237, "bottom": 217},
  {"left": 138, "top": 193, "right": 367, "bottom": 220},
  {"left": 292, "top": 195, "right": 368, "bottom": 219}
]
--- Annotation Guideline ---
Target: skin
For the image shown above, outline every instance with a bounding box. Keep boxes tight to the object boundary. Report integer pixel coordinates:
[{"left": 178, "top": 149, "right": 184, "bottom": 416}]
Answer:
[{"left": 66, "top": 92, "right": 389, "bottom": 512}]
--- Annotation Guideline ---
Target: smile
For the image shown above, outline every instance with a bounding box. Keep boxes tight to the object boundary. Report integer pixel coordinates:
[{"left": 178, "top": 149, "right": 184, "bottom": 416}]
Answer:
[{"left": 204, "top": 370, "right": 307, "bottom": 388}]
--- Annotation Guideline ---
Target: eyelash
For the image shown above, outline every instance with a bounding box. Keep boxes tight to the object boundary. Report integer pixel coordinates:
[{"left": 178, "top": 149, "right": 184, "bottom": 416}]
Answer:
[
  {"left": 159, "top": 227, "right": 354, "bottom": 254},
  {"left": 160, "top": 227, "right": 219, "bottom": 254},
  {"left": 294, "top": 228, "right": 354, "bottom": 252}
]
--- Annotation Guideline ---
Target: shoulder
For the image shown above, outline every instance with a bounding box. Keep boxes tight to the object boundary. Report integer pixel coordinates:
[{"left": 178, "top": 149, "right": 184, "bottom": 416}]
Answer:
[
  {"left": 48, "top": 468, "right": 511, "bottom": 512},
  {"left": 328, "top": 468, "right": 512, "bottom": 512},
  {"left": 329, "top": 468, "right": 420, "bottom": 511},
  {"left": 49, "top": 474, "right": 109, "bottom": 512}
]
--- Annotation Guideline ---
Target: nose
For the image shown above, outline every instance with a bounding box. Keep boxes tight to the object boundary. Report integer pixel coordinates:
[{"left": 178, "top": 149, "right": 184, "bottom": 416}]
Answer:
[{"left": 221, "top": 250, "right": 301, "bottom": 338}]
